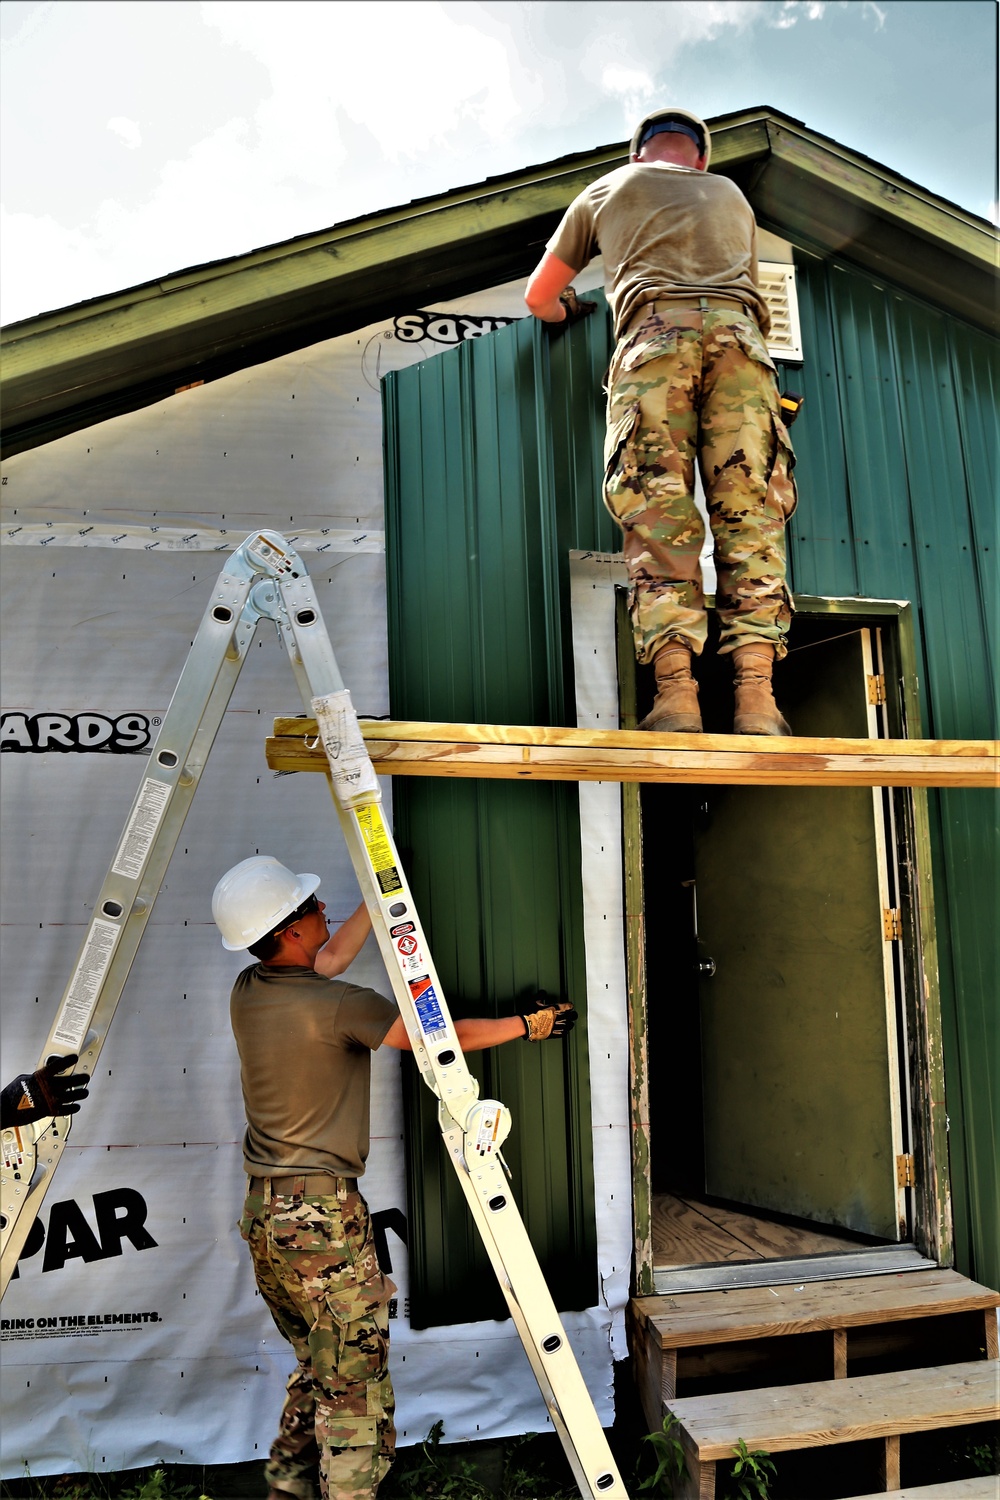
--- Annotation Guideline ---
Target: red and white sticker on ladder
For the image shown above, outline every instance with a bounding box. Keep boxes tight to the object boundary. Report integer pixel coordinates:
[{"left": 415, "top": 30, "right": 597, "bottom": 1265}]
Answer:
[{"left": 389, "top": 920, "right": 425, "bottom": 979}]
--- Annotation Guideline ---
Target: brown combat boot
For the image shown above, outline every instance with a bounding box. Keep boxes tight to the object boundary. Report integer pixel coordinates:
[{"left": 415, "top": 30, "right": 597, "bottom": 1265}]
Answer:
[
  {"left": 732, "top": 642, "right": 791, "bottom": 735},
  {"left": 639, "top": 644, "right": 702, "bottom": 732}
]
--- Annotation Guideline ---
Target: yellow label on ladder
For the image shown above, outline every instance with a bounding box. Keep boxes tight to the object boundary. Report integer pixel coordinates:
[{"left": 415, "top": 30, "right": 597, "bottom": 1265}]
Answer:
[{"left": 356, "top": 804, "right": 403, "bottom": 895}]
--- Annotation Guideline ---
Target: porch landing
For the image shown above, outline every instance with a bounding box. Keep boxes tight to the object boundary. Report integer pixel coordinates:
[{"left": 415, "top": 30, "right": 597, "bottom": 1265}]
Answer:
[{"left": 629, "top": 1268, "right": 999, "bottom": 1498}]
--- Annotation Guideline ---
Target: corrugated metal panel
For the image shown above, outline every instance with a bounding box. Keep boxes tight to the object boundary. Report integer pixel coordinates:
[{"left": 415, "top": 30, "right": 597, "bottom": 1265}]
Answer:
[
  {"left": 788, "top": 251, "right": 999, "bottom": 1288},
  {"left": 382, "top": 304, "right": 617, "bottom": 1327},
  {"left": 385, "top": 259, "right": 998, "bottom": 1310}
]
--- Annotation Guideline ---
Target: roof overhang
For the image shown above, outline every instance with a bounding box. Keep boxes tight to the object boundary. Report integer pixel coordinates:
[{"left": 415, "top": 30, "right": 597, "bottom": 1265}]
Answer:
[{"left": 2, "top": 106, "right": 997, "bottom": 458}]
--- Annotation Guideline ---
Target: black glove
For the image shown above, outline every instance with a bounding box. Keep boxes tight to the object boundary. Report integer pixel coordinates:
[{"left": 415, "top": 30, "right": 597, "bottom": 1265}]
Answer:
[
  {"left": 519, "top": 993, "right": 578, "bottom": 1041},
  {"left": 0, "top": 1054, "right": 90, "bottom": 1128},
  {"left": 547, "top": 287, "right": 598, "bottom": 337}
]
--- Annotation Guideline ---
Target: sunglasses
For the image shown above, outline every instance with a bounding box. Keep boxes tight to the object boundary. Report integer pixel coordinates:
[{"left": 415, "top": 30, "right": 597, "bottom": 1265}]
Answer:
[{"left": 277, "top": 894, "right": 321, "bottom": 930}]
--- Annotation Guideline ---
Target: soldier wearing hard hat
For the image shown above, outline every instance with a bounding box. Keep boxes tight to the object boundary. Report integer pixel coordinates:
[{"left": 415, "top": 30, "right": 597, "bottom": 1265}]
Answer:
[
  {"left": 212, "top": 855, "right": 577, "bottom": 1500},
  {"left": 525, "top": 106, "right": 797, "bottom": 736}
]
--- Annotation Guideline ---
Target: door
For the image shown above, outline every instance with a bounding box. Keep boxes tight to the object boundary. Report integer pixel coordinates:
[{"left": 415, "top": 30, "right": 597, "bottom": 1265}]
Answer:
[{"left": 694, "top": 628, "right": 908, "bottom": 1240}]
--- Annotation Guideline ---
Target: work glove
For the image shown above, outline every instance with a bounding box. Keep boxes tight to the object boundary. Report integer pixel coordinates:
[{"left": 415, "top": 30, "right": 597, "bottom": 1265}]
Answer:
[
  {"left": 0, "top": 1054, "right": 90, "bottom": 1128},
  {"left": 519, "top": 993, "right": 578, "bottom": 1041},
  {"left": 547, "top": 287, "right": 597, "bottom": 336}
]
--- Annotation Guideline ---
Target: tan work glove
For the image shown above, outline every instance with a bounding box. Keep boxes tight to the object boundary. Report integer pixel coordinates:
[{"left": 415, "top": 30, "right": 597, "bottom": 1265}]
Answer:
[{"left": 519, "top": 993, "right": 578, "bottom": 1041}]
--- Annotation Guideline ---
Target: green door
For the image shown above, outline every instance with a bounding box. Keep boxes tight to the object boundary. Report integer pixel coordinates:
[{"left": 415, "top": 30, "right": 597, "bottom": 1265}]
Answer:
[{"left": 694, "top": 629, "right": 907, "bottom": 1240}]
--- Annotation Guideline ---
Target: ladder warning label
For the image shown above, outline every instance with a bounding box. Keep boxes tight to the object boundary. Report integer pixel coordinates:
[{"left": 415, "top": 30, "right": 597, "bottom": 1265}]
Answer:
[
  {"left": 394, "top": 931, "right": 425, "bottom": 979},
  {"left": 409, "top": 976, "right": 447, "bottom": 1036},
  {"left": 111, "top": 777, "right": 171, "bottom": 880},
  {"left": 53, "top": 919, "right": 120, "bottom": 1050},
  {"left": 356, "top": 805, "right": 403, "bottom": 895}
]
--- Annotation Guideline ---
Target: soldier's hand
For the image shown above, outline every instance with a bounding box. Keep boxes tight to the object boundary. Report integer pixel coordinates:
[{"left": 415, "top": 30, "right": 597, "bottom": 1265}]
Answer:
[
  {"left": 519, "top": 993, "right": 578, "bottom": 1041},
  {"left": 547, "top": 287, "right": 598, "bottom": 336},
  {"left": 0, "top": 1054, "right": 90, "bottom": 1128}
]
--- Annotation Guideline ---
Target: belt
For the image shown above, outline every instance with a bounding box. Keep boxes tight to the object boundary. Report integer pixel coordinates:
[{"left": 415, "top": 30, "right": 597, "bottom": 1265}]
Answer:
[
  {"left": 248, "top": 1173, "right": 359, "bottom": 1199},
  {"left": 628, "top": 295, "right": 752, "bottom": 332},
  {"left": 646, "top": 295, "right": 747, "bottom": 312}
]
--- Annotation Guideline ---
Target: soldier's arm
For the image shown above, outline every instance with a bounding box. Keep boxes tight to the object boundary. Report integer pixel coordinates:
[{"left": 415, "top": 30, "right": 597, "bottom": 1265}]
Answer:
[
  {"left": 381, "top": 1014, "right": 529, "bottom": 1051},
  {"left": 525, "top": 251, "right": 578, "bottom": 322},
  {"left": 381, "top": 997, "right": 577, "bottom": 1051},
  {"left": 314, "top": 900, "right": 371, "bottom": 978}
]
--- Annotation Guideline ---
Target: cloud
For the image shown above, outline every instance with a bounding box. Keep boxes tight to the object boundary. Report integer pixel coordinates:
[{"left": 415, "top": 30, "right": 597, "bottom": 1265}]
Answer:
[
  {"left": 2, "top": 0, "right": 761, "bottom": 322},
  {"left": 770, "top": 0, "right": 885, "bottom": 27},
  {"left": 0, "top": 0, "right": 990, "bottom": 324},
  {"left": 107, "top": 116, "right": 142, "bottom": 150},
  {"left": 771, "top": 1, "right": 827, "bottom": 28}
]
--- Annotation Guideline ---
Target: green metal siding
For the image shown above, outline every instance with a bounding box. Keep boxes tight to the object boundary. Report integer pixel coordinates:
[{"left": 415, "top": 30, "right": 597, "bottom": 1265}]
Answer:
[
  {"left": 382, "top": 308, "right": 617, "bottom": 1327},
  {"left": 787, "top": 252, "right": 999, "bottom": 1288},
  {"left": 385, "top": 258, "right": 999, "bottom": 1314}
]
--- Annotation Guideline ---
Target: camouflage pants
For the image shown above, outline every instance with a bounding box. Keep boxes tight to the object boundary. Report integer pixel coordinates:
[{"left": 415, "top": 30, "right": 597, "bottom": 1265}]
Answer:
[
  {"left": 604, "top": 301, "right": 798, "bottom": 663},
  {"left": 240, "top": 1180, "right": 396, "bottom": 1500}
]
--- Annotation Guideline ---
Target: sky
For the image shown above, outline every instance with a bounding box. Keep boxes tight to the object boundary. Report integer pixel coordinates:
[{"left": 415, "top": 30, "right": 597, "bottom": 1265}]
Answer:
[{"left": 1, "top": 0, "right": 997, "bottom": 326}]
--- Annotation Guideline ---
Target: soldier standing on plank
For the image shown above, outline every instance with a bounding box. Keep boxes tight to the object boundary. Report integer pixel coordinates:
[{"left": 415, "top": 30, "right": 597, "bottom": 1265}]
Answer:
[
  {"left": 212, "top": 854, "right": 577, "bottom": 1500},
  {"left": 525, "top": 107, "right": 797, "bottom": 735}
]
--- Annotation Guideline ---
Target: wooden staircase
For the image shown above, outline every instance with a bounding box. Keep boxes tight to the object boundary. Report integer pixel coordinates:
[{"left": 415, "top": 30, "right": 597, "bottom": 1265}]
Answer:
[{"left": 629, "top": 1268, "right": 1000, "bottom": 1498}]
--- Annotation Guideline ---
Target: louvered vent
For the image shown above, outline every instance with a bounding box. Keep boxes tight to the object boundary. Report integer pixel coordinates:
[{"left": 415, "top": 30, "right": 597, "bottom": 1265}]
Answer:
[{"left": 759, "top": 262, "right": 803, "bottom": 362}]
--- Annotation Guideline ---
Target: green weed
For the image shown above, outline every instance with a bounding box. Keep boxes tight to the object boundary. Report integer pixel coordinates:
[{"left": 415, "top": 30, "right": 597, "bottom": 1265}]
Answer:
[
  {"left": 634, "top": 1412, "right": 687, "bottom": 1496},
  {"left": 720, "top": 1437, "right": 776, "bottom": 1500},
  {"left": 495, "top": 1432, "right": 578, "bottom": 1499},
  {"left": 0, "top": 1467, "right": 212, "bottom": 1500},
  {"left": 381, "top": 1420, "right": 492, "bottom": 1498},
  {"left": 380, "top": 1421, "right": 579, "bottom": 1499}
]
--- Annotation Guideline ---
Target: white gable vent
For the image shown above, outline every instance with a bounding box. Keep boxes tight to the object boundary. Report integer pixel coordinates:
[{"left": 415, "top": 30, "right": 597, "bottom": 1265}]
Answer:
[{"left": 759, "top": 262, "right": 803, "bottom": 363}]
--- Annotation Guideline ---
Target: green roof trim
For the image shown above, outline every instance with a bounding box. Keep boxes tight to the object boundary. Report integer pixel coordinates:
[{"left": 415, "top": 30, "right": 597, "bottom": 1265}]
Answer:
[{"left": 2, "top": 106, "right": 997, "bottom": 458}]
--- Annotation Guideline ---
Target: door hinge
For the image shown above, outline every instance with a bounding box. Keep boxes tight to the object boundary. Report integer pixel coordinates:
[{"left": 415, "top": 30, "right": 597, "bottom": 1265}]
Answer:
[
  {"left": 868, "top": 673, "right": 886, "bottom": 706},
  {"left": 896, "top": 1153, "right": 915, "bottom": 1188},
  {"left": 883, "top": 907, "right": 902, "bottom": 941}
]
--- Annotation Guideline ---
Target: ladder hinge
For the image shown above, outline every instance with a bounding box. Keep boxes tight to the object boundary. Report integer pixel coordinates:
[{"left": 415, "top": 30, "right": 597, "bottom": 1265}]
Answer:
[
  {"left": 868, "top": 673, "right": 886, "bottom": 706},
  {"left": 896, "top": 1153, "right": 915, "bottom": 1188},
  {"left": 883, "top": 907, "right": 902, "bottom": 941}
]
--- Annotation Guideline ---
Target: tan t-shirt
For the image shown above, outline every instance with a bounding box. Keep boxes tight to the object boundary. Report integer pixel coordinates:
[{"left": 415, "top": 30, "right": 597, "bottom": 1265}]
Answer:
[
  {"left": 547, "top": 162, "right": 770, "bottom": 339},
  {"left": 230, "top": 963, "right": 398, "bottom": 1178}
]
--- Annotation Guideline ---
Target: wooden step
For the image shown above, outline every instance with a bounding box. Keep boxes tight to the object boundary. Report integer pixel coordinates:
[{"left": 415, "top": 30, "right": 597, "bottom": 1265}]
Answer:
[
  {"left": 630, "top": 1268, "right": 1000, "bottom": 1429},
  {"left": 852, "top": 1477, "right": 999, "bottom": 1499},
  {"left": 668, "top": 1359, "right": 999, "bottom": 1500}
]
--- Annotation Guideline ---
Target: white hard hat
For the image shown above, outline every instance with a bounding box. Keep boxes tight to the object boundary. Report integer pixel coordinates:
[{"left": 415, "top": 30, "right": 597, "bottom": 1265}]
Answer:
[{"left": 212, "top": 856, "right": 321, "bottom": 951}]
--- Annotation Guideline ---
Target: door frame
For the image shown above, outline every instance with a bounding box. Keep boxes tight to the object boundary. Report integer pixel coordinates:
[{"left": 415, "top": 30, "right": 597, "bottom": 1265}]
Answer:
[{"left": 607, "top": 584, "right": 952, "bottom": 1292}]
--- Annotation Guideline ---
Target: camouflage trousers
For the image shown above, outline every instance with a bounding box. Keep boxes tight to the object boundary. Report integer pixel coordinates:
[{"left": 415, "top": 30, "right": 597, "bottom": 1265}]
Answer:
[
  {"left": 240, "top": 1179, "right": 396, "bottom": 1500},
  {"left": 604, "top": 301, "right": 798, "bottom": 663}
]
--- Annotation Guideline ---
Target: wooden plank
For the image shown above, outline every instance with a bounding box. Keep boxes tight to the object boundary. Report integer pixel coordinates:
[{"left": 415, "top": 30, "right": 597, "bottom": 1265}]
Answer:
[
  {"left": 880, "top": 1433, "right": 902, "bottom": 1491},
  {"left": 674, "top": 1435, "right": 715, "bottom": 1500},
  {"left": 986, "top": 1309, "right": 1000, "bottom": 1361},
  {"left": 652, "top": 1194, "right": 764, "bottom": 1268},
  {"left": 666, "top": 1360, "right": 1000, "bottom": 1461},
  {"left": 626, "top": 1302, "right": 665, "bottom": 1434},
  {"left": 833, "top": 1328, "right": 848, "bottom": 1379},
  {"left": 676, "top": 1195, "right": 866, "bottom": 1259},
  {"left": 662, "top": 1347, "right": 678, "bottom": 1405},
  {"left": 640, "top": 1269, "right": 1000, "bottom": 1348},
  {"left": 853, "top": 1477, "right": 1000, "bottom": 1499},
  {"left": 266, "top": 719, "right": 999, "bottom": 789},
  {"left": 618, "top": 594, "right": 655, "bottom": 1299}
]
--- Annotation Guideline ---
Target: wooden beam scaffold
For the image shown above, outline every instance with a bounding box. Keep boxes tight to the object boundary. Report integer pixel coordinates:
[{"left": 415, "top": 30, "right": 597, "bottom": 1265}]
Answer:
[{"left": 267, "top": 719, "right": 999, "bottom": 789}]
